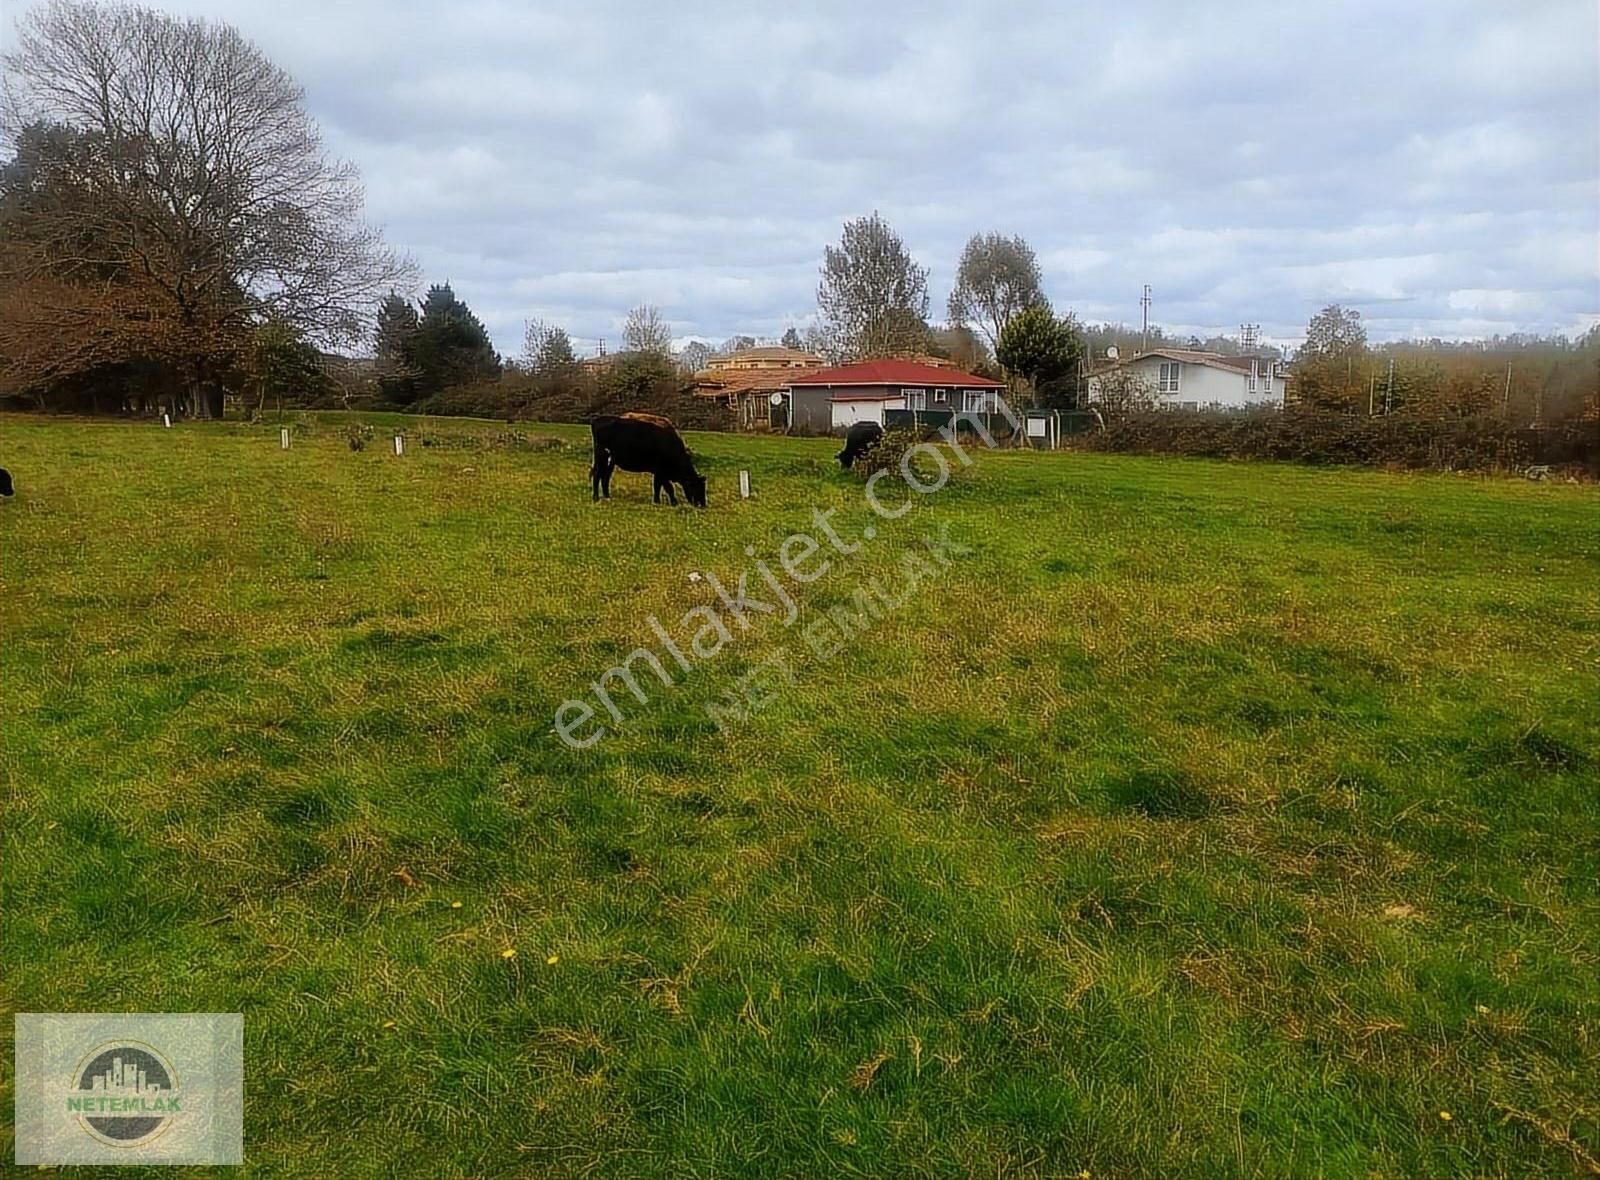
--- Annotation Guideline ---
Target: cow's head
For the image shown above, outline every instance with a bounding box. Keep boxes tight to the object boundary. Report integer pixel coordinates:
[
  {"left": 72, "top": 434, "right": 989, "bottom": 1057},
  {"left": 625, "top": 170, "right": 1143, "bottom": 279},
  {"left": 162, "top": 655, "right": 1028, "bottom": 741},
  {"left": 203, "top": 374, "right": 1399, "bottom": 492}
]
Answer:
[{"left": 683, "top": 471, "right": 708, "bottom": 508}]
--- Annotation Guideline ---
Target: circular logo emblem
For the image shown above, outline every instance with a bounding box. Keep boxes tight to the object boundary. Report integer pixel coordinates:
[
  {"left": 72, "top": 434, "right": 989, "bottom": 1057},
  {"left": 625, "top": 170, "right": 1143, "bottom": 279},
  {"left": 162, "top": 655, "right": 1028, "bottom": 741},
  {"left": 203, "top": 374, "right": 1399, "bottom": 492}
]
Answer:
[{"left": 71, "top": 1041, "right": 180, "bottom": 1147}]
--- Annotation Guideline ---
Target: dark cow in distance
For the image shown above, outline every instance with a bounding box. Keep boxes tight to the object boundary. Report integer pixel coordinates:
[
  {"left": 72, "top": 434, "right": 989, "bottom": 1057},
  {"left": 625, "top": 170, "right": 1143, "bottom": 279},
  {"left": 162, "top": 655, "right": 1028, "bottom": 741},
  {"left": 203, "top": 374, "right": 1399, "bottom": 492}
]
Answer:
[
  {"left": 0, "top": 467, "right": 12, "bottom": 497},
  {"left": 836, "top": 421, "right": 884, "bottom": 469},
  {"left": 591, "top": 413, "right": 707, "bottom": 507}
]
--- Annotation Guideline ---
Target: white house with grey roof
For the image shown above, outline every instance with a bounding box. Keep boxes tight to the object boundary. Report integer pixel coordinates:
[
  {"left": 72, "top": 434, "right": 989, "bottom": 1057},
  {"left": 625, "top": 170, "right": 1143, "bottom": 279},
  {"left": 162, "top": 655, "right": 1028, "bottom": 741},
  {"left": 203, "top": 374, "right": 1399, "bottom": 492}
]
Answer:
[{"left": 1088, "top": 348, "right": 1287, "bottom": 410}]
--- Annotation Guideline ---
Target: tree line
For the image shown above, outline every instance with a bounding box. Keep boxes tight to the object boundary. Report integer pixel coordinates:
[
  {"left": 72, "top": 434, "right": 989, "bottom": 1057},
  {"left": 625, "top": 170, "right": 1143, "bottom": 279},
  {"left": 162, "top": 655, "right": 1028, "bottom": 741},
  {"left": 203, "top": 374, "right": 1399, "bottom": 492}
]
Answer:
[{"left": 2, "top": 2, "right": 1592, "bottom": 436}]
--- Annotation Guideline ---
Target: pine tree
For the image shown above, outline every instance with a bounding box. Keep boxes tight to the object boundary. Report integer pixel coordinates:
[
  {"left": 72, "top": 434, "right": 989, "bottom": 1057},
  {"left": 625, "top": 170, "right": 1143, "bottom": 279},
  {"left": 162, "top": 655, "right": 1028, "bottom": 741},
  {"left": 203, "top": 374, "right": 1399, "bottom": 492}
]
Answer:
[
  {"left": 997, "top": 305, "right": 1084, "bottom": 408},
  {"left": 374, "top": 292, "right": 422, "bottom": 404},
  {"left": 411, "top": 283, "right": 501, "bottom": 396}
]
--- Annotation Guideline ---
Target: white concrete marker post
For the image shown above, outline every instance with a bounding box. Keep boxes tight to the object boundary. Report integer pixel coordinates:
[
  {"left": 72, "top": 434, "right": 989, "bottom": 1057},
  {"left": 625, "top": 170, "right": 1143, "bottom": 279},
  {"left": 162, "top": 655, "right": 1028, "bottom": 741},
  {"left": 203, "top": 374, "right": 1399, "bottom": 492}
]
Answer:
[
  {"left": 162, "top": 413, "right": 172, "bottom": 428},
  {"left": 394, "top": 435, "right": 404, "bottom": 456},
  {"left": 280, "top": 427, "right": 290, "bottom": 450},
  {"left": 739, "top": 470, "right": 751, "bottom": 499}
]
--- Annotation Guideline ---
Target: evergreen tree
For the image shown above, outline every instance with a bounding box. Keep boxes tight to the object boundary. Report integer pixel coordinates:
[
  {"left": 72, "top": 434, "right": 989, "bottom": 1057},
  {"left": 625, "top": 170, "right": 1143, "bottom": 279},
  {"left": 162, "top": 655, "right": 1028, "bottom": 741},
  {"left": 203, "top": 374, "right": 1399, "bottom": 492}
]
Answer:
[
  {"left": 781, "top": 326, "right": 802, "bottom": 350},
  {"left": 374, "top": 292, "right": 422, "bottom": 404},
  {"left": 412, "top": 283, "right": 501, "bottom": 396},
  {"left": 997, "top": 305, "right": 1084, "bottom": 408}
]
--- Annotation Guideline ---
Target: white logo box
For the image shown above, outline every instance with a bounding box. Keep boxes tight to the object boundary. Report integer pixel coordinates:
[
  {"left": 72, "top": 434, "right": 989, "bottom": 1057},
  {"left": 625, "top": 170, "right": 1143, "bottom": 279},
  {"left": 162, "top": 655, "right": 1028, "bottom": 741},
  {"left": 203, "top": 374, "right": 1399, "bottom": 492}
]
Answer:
[{"left": 14, "top": 1013, "right": 243, "bottom": 1166}]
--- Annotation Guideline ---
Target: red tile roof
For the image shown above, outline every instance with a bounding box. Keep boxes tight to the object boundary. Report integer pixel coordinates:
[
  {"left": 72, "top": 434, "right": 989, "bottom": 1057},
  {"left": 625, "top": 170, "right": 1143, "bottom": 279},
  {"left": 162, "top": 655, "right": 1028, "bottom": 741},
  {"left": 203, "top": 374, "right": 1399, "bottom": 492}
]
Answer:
[{"left": 785, "top": 359, "right": 1002, "bottom": 388}]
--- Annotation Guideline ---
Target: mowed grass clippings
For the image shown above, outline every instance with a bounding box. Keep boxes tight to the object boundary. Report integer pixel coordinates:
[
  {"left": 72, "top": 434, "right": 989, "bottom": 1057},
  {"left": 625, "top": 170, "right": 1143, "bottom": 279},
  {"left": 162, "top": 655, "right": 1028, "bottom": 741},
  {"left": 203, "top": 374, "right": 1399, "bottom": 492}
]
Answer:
[{"left": 1, "top": 410, "right": 1597, "bottom": 1178}]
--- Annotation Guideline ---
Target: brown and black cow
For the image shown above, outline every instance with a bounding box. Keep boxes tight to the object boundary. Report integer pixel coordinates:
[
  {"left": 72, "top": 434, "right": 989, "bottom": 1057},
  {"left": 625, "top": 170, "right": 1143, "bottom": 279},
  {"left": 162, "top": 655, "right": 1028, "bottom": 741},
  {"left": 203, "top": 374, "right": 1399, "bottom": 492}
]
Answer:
[{"left": 590, "top": 413, "right": 707, "bottom": 507}]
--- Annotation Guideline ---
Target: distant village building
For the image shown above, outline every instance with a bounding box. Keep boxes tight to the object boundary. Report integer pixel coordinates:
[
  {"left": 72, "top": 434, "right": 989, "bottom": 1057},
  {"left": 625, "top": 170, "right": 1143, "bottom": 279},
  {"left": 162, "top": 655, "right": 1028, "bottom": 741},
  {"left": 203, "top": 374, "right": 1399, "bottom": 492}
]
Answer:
[
  {"left": 1087, "top": 348, "right": 1288, "bottom": 410},
  {"left": 690, "top": 347, "right": 984, "bottom": 430},
  {"left": 783, "top": 359, "right": 1004, "bottom": 432},
  {"left": 703, "top": 345, "right": 822, "bottom": 372},
  {"left": 691, "top": 345, "right": 825, "bottom": 428}
]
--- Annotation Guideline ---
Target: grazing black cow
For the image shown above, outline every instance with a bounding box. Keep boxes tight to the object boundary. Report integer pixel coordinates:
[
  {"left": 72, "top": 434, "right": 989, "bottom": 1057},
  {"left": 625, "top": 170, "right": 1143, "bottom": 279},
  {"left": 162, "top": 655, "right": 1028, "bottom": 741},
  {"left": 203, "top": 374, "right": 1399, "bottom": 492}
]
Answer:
[
  {"left": 0, "top": 467, "right": 13, "bottom": 497},
  {"left": 590, "top": 413, "right": 707, "bottom": 507},
  {"left": 836, "top": 421, "right": 884, "bottom": 469}
]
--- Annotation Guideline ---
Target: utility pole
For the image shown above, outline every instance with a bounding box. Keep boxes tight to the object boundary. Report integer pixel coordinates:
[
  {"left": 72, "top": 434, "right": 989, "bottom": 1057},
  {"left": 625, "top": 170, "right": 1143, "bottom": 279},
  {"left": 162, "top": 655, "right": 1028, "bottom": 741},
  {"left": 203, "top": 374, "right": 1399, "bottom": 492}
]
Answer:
[
  {"left": 1384, "top": 358, "right": 1395, "bottom": 415},
  {"left": 1240, "top": 323, "right": 1260, "bottom": 352},
  {"left": 1503, "top": 361, "right": 1512, "bottom": 416},
  {"left": 1140, "top": 285, "right": 1152, "bottom": 355},
  {"left": 1369, "top": 374, "right": 1375, "bottom": 416}
]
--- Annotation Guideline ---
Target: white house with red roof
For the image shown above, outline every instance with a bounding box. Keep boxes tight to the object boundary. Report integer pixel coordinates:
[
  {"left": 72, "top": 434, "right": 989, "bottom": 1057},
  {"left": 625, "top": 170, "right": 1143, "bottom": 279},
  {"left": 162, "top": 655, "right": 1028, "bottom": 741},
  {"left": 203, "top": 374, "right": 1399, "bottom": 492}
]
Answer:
[{"left": 781, "top": 359, "right": 1005, "bottom": 432}]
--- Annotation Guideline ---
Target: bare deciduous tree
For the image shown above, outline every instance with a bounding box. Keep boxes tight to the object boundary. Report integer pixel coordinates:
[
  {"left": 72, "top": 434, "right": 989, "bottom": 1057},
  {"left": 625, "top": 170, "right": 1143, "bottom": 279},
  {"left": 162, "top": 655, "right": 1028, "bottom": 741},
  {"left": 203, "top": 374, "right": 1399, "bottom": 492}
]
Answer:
[
  {"left": 523, "top": 318, "right": 577, "bottom": 374},
  {"left": 947, "top": 232, "right": 1046, "bottom": 352},
  {"left": 817, "top": 212, "right": 930, "bottom": 361},
  {"left": 677, "top": 339, "right": 712, "bottom": 373},
  {"left": 621, "top": 303, "right": 671, "bottom": 355},
  {"left": 1, "top": 1, "right": 412, "bottom": 412}
]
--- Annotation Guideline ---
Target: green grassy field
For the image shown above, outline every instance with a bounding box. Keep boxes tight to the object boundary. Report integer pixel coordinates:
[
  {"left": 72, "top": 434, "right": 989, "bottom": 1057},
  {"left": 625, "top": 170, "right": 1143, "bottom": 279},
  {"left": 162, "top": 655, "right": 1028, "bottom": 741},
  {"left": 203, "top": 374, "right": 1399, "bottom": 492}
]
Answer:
[{"left": 3, "top": 411, "right": 1597, "bottom": 1178}]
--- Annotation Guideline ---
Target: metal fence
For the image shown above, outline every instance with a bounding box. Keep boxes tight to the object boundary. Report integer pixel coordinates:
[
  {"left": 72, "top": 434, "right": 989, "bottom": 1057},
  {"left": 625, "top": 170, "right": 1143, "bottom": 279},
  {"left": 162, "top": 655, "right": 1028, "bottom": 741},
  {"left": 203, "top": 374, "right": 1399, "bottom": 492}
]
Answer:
[
  {"left": 882, "top": 409, "right": 1012, "bottom": 437},
  {"left": 882, "top": 408, "right": 1102, "bottom": 443}
]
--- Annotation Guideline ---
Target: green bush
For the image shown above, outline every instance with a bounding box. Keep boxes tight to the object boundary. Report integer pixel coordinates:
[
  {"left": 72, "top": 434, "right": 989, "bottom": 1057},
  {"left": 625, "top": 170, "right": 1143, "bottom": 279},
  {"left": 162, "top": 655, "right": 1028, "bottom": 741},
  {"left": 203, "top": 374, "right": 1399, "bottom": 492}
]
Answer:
[
  {"left": 848, "top": 427, "right": 951, "bottom": 486},
  {"left": 1080, "top": 410, "right": 1598, "bottom": 476},
  {"left": 848, "top": 427, "right": 913, "bottom": 478}
]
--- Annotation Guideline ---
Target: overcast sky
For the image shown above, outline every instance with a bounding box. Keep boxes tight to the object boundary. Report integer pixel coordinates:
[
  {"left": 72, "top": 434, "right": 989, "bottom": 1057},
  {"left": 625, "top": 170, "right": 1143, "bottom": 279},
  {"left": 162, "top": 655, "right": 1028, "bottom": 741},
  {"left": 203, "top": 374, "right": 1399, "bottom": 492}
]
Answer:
[{"left": 8, "top": 0, "right": 1598, "bottom": 357}]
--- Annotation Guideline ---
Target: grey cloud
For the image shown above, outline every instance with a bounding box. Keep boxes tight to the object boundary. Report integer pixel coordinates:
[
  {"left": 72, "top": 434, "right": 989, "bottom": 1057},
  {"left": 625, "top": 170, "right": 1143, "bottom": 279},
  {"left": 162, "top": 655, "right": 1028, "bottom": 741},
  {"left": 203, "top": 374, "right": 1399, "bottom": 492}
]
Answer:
[{"left": 9, "top": 0, "right": 1597, "bottom": 354}]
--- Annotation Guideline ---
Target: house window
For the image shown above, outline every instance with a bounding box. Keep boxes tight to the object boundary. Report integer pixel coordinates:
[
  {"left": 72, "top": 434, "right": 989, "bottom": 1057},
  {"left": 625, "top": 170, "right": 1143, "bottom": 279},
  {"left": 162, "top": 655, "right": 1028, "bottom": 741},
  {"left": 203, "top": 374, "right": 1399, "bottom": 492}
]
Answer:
[
  {"left": 1264, "top": 362, "right": 1275, "bottom": 387},
  {"left": 934, "top": 388, "right": 948, "bottom": 404},
  {"left": 1248, "top": 360, "right": 1258, "bottom": 396},
  {"left": 963, "top": 389, "right": 988, "bottom": 412},
  {"left": 904, "top": 388, "right": 927, "bottom": 410},
  {"left": 1158, "top": 362, "right": 1181, "bottom": 394}
]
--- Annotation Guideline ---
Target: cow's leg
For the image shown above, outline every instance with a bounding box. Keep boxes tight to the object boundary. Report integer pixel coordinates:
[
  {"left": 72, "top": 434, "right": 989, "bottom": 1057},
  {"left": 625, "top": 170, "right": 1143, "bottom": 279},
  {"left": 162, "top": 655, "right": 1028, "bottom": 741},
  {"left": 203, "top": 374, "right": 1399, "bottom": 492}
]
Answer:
[
  {"left": 601, "top": 458, "right": 612, "bottom": 498},
  {"left": 591, "top": 449, "right": 605, "bottom": 501},
  {"left": 663, "top": 479, "right": 679, "bottom": 506},
  {"left": 653, "top": 475, "right": 663, "bottom": 503}
]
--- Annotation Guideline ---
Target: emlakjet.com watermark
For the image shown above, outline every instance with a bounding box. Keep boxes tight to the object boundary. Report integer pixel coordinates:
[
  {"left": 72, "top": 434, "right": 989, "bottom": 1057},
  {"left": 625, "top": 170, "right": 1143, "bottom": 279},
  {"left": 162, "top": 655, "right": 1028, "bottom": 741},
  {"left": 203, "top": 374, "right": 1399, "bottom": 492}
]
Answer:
[
  {"left": 553, "top": 403, "right": 1018, "bottom": 749},
  {"left": 14, "top": 1012, "right": 243, "bottom": 1166}
]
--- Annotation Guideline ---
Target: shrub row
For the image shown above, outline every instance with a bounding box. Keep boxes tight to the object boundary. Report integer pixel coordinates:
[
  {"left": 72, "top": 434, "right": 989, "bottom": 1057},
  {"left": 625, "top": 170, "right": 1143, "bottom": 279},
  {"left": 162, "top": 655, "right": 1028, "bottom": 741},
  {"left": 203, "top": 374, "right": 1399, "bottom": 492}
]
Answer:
[{"left": 1077, "top": 411, "right": 1598, "bottom": 476}]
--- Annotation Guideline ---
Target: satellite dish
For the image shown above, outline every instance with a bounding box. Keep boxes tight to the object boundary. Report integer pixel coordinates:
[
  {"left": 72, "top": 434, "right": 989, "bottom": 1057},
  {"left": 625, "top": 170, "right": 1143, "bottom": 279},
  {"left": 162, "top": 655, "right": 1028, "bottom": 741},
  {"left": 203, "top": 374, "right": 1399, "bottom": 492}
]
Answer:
[
  {"left": 768, "top": 391, "right": 785, "bottom": 406},
  {"left": 1106, "top": 345, "right": 1120, "bottom": 360}
]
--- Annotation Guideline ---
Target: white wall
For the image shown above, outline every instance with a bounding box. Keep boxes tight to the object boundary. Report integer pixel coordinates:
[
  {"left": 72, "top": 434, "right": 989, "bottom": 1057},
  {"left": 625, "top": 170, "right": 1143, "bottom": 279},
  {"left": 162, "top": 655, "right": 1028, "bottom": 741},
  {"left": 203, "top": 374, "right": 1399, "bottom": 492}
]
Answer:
[{"left": 829, "top": 398, "right": 902, "bottom": 429}]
